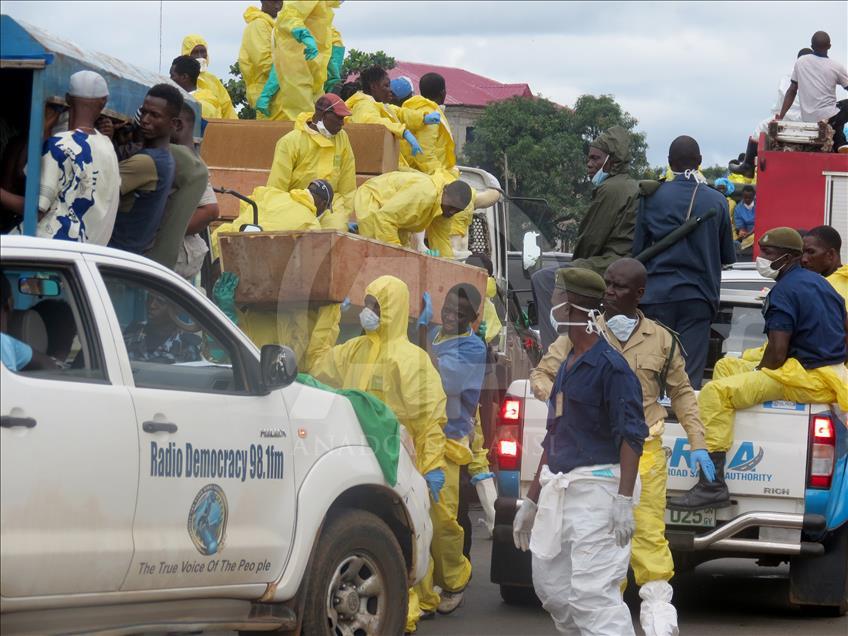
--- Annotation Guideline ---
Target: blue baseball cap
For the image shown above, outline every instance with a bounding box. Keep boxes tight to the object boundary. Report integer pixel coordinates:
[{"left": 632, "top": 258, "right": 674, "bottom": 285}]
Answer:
[{"left": 390, "top": 76, "right": 414, "bottom": 101}]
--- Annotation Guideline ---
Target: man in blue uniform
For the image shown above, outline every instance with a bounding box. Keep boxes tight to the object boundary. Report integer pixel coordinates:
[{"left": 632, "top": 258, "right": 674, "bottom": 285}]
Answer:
[
  {"left": 513, "top": 267, "right": 648, "bottom": 635},
  {"left": 633, "top": 135, "right": 736, "bottom": 388},
  {"left": 670, "top": 227, "right": 848, "bottom": 509}
]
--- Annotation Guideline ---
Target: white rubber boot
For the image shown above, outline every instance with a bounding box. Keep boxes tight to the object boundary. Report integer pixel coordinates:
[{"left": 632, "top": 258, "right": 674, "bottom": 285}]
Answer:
[{"left": 639, "top": 580, "right": 679, "bottom": 636}]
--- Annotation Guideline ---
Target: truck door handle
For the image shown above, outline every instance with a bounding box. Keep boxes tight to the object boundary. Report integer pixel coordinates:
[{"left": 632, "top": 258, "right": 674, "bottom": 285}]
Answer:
[
  {"left": 142, "top": 420, "right": 178, "bottom": 434},
  {"left": 1, "top": 415, "right": 37, "bottom": 429}
]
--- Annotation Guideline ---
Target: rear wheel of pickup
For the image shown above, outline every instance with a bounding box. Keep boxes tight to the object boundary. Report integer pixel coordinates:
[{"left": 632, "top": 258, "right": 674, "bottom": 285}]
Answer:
[{"left": 302, "top": 509, "right": 408, "bottom": 635}]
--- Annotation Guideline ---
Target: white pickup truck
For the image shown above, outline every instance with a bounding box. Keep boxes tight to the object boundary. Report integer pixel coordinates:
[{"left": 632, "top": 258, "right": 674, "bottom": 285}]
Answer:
[
  {"left": 0, "top": 236, "right": 432, "bottom": 635},
  {"left": 490, "top": 266, "right": 848, "bottom": 615}
]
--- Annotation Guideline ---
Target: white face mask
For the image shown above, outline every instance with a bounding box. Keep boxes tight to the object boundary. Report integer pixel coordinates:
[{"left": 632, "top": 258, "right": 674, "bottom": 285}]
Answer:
[
  {"left": 672, "top": 168, "right": 708, "bottom": 184},
  {"left": 605, "top": 313, "right": 638, "bottom": 341},
  {"left": 315, "top": 118, "right": 335, "bottom": 138},
  {"left": 755, "top": 254, "right": 789, "bottom": 280},
  {"left": 549, "top": 301, "right": 603, "bottom": 336},
  {"left": 196, "top": 57, "right": 209, "bottom": 73},
  {"left": 359, "top": 307, "right": 380, "bottom": 332}
]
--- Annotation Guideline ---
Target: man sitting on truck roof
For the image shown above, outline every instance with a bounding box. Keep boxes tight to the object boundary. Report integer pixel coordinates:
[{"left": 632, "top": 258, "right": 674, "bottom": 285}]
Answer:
[
  {"left": 776, "top": 31, "right": 848, "bottom": 153},
  {"left": 530, "top": 258, "right": 710, "bottom": 636},
  {"left": 669, "top": 227, "right": 848, "bottom": 511},
  {"left": 354, "top": 171, "right": 472, "bottom": 248},
  {"left": 266, "top": 93, "right": 355, "bottom": 232},
  {"left": 802, "top": 225, "right": 848, "bottom": 308}
]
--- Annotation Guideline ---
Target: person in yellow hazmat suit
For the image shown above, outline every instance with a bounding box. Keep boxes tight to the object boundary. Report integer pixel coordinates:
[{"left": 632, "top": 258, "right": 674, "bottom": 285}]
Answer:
[
  {"left": 354, "top": 171, "right": 472, "bottom": 248},
  {"left": 401, "top": 72, "right": 458, "bottom": 177},
  {"left": 272, "top": 0, "right": 340, "bottom": 121},
  {"left": 211, "top": 180, "right": 338, "bottom": 371},
  {"left": 424, "top": 182, "right": 501, "bottom": 259},
  {"left": 669, "top": 228, "right": 848, "bottom": 511},
  {"left": 181, "top": 35, "right": 238, "bottom": 120},
  {"left": 802, "top": 225, "right": 848, "bottom": 308},
  {"left": 266, "top": 94, "right": 355, "bottom": 231},
  {"left": 169, "top": 55, "right": 224, "bottom": 121},
  {"left": 306, "top": 275, "right": 448, "bottom": 635},
  {"left": 531, "top": 258, "right": 711, "bottom": 636},
  {"left": 239, "top": 1, "right": 284, "bottom": 120},
  {"left": 346, "top": 65, "right": 441, "bottom": 167}
]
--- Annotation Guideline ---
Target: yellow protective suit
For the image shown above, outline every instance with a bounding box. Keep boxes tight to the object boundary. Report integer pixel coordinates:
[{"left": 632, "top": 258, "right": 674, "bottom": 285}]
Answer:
[
  {"left": 482, "top": 277, "right": 503, "bottom": 344},
  {"left": 266, "top": 112, "right": 355, "bottom": 230},
  {"left": 828, "top": 265, "right": 848, "bottom": 309},
  {"left": 211, "top": 187, "right": 335, "bottom": 369},
  {"left": 400, "top": 96, "right": 458, "bottom": 176},
  {"left": 728, "top": 172, "right": 756, "bottom": 186},
  {"left": 467, "top": 412, "right": 492, "bottom": 477},
  {"left": 181, "top": 35, "right": 238, "bottom": 120},
  {"left": 239, "top": 6, "right": 283, "bottom": 120},
  {"left": 273, "top": 1, "right": 338, "bottom": 121},
  {"left": 192, "top": 88, "right": 225, "bottom": 120},
  {"left": 632, "top": 437, "right": 674, "bottom": 585},
  {"left": 345, "top": 92, "right": 424, "bottom": 167},
  {"left": 423, "top": 171, "right": 475, "bottom": 258},
  {"left": 701, "top": 357, "right": 848, "bottom": 452},
  {"left": 308, "top": 276, "right": 448, "bottom": 633},
  {"left": 354, "top": 171, "right": 444, "bottom": 246}
]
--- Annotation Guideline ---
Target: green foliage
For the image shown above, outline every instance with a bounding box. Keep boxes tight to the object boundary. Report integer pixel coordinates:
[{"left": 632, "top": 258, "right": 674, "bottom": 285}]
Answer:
[
  {"left": 462, "top": 94, "right": 649, "bottom": 250},
  {"left": 340, "top": 49, "right": 396, "bottom": 81},
  {"left": 224, "top": 62, "right": 256, "bottom": 120},
  {"left": 701, "top": 164, "right": 728, "bottom": 182}
]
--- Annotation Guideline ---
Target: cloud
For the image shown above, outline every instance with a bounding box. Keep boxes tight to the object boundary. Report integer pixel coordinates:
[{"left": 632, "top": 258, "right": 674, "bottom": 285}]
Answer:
[{"left": 3, "top": 0, "right": 846, "bottom": 166}]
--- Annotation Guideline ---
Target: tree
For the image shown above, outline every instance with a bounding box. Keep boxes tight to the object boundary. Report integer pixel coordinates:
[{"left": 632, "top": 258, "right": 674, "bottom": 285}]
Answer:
[
  {"left": 340, "top": 49, "right": 396, "bottom": 82},
  {"left": 223, "top": 62, "right": 256, "bottom": 120},
  {"left": 462, "top": 94, "right": 649, "bottom": 250}
]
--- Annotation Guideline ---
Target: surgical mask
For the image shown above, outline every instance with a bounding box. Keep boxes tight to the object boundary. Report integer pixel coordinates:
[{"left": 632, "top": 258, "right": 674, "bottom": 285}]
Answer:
[
  {"left": 196, "top": 58, "right": 209, "bottom": 73},
  {"left": 316, "top": 118, "right": 335, "bottom": 138},
  {"left": 672, "top": 168, "right": 708, "bottom": 184},
  {"left": 755, "top": 254, "right": 789, "bottom": 280},
  {"left": 359, "top": 307, "right": 380, "bottom": 332},
  {"left": 591, "top": 155, "right": 609, "bottom": 187},
  {"left": 549, "top": 301, "right": 603, "bottom": 335},
  {"left": 605, "top": 314, "right": 638, "bottom": 341}
]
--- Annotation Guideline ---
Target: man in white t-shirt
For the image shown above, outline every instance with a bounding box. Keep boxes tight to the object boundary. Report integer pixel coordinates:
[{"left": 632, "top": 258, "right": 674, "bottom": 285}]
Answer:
[
  {"left": 778, "top": 31, "right": 848, "bottom": 152},
  {"left": 0, "top": 71, "right": 121, "bottom": 243}
]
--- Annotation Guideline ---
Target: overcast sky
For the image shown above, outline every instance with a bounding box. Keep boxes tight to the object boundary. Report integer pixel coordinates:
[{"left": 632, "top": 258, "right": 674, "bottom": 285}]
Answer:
[{"left": 4, "top": 1, "right": 847, "bottom": 166}]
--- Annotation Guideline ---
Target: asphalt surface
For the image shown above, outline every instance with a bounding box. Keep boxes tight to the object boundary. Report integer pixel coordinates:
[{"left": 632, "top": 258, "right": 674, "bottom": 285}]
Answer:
[{"left": 416, "top": 507, "right": 848, "bottom": 636}]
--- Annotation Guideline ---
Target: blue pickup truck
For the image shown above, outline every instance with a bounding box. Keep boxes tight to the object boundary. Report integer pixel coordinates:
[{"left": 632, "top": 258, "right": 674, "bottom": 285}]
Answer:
[{"left": 491, "top": 266, "right": 848, "bottom": 615}]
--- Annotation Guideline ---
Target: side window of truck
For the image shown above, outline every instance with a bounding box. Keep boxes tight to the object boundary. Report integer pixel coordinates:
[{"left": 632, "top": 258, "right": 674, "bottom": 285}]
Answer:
[
  {"left": 1, "top": 264, "right": 106, "bottom": 382},
  {"left": 99, "top": 268, "right": 249, "bottom": 395},
  {"left": 705, "top": 303, "right": 765, "bottom": 381}
]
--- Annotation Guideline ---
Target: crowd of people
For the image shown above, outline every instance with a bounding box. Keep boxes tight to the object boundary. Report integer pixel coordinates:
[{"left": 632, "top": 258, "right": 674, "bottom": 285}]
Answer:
[{"left": 1, "top": 7, "right": 847, "bottom": 635}]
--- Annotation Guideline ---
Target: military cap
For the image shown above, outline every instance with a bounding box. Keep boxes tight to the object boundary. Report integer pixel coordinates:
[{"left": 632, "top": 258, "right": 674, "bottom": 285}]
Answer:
[
  {"left": 555, "top": 267, "right": 606, "bottom": 299},
  {"left": 759, "top": 227, "right": 803, "bottom": 252}
]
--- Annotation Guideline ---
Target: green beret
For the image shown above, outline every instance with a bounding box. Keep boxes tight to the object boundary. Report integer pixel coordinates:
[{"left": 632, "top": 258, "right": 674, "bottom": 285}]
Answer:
[
  {"left": 759, "top": 227, "right": 803, "bottom": 252},
  {"left": 555, "top": 267, "right": 606, "bottom": 299}
]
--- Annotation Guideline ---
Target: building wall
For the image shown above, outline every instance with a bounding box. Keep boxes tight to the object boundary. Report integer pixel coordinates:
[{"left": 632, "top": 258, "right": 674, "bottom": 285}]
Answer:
[{"left": 445, "top": 105, "right": 484, "bottom": 160}]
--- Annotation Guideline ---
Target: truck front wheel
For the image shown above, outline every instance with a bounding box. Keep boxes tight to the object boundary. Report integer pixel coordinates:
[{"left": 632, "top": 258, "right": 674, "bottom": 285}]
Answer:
[{"left": 301, "top": 508, "right": 408, "bottom": 635}]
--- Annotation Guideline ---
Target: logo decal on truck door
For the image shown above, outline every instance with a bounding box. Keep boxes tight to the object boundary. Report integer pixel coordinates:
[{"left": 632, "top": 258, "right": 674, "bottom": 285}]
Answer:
[{"left": 188, "top": 484, "right": 228, "bottom": 555}]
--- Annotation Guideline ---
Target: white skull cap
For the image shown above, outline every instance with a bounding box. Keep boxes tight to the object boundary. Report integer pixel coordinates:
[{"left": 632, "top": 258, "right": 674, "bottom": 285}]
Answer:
[{"left": 68, "top": 70, "right": 109, "bottom": 99}]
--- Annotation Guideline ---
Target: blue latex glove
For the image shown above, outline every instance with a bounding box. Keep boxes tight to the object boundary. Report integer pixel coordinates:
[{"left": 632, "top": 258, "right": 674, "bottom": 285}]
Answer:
[
  {"left": 213, "top": 272, "right": 239, "bottom": 324},
  {"left": 256, "top": 67, "right": 280, "bottom": 116},
  {"left": 341, "top": 297, "right": 351, "bottom": 312},
  {"left": 423, "top": 111, "right": 441, "bottom": 125},
  {"left": 690, "top": 449, "right": 716, "bottom": 482},
  {"left": 403, "top": 129, "right": 423, "bottom": 156},
  {"left": 292, "top": 27, "right": 319, "bottom": 61},
  {"left": 417, "top": 291, "right": 433, "bottom": 327},
  {"left": 470, "top": 472, "right": 495, "bottom": 486},
  {"left": 347, "top": 221, "right": 359, "bottom": 233},
  {"left": 424, "top": 468, "right": 445, "bottom": 502}
]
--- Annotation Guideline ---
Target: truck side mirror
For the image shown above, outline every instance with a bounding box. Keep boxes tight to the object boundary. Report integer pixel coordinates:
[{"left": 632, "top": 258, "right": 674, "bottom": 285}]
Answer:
[
  {"left": 260, "top": 344, "right": 298, "bottom": 390},
  {"left": 522, "top": 231, "right": 541, "bottom": 272}
]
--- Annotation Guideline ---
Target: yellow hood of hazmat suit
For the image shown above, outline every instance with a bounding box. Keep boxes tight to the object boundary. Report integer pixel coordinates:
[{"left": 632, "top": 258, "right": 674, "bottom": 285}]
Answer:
[
  {"left": 239, "top": 7, "right": 283, "bottom": 119},
  {"left": 266, "top": 111, "right": 355, "bottom": 231},
  {"left": 273, "top": 0, "right": 339, "bottom": 121},
  {"left": 345, "top": 91, "right": 424, "bottom": 167},
  {"left": 311, "top": 275, "right": 447, "bottom": 476},
  {"left": 354, "top": 171, "right": 444, "bottom": 246},
  {"left": 827, "top": 264, "right": 848, "bottom": 310},
  {"left": 181, "top": 35, "right": 238, "bottom": 120},
  {"left": 400, "top": 95, "right": 457, "bottom": 176}
]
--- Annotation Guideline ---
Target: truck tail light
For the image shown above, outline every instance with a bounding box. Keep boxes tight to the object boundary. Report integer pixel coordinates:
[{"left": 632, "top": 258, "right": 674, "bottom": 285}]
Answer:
[
  {"left": 808, "top": 414, "right": 836, "bottom": 489},
  {"left": 496, "top": 397, "right": 522, "bottom": 471}
]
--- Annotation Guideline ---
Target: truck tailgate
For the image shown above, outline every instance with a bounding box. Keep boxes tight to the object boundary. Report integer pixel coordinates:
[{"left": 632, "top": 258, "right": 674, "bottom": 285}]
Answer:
[{"left": 663, "top": 400, "right": 811, "bottom": 517}]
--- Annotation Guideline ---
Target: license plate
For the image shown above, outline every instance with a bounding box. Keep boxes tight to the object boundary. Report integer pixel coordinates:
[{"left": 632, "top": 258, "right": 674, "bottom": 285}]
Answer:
[{"left": 664, "top": 508, "right": 716, "bottom": 527}]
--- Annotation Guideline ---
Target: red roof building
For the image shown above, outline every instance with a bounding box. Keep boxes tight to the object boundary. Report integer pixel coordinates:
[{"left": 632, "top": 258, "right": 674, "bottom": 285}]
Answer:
[{"left": 388, "top": 61, "right": 534, "bottom": 156}]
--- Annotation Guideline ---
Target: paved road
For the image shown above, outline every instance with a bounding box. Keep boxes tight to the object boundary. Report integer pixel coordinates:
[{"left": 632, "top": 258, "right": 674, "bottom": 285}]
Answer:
[{"left": 417, "top": 508, "right": 848, "bottom": 636}]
